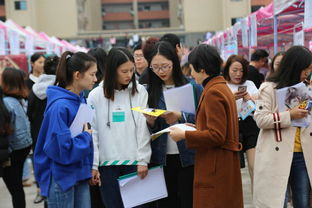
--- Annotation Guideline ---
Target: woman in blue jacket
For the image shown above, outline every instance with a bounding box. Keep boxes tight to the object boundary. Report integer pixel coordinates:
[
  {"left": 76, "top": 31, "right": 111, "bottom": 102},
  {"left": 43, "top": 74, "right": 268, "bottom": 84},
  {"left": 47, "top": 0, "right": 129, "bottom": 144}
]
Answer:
[
  {"left": 34, "top": 51, "right": 97, "bottom": 208},
  {"left": 1, "top": 68, "right": 32, "bottom": 208},
  {"left": 145, "top": 41, "right": 202, "bottom": 208}
]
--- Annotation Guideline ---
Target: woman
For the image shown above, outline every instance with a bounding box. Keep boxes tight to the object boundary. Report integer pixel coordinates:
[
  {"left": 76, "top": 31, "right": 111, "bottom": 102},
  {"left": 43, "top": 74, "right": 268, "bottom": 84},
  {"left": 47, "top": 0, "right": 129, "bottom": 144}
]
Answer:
[
  {"left": 253, "top": 46, "right": 312, "bottom": 208},
  {"left": 26, "top": 53, "right": 45, "bottom": 90},
  {"left": 223, "top": 55, "right": 259, "bottom": 188},
  {"left": 88, "top": 47, "right": 151, "bottom": 208},
  {"left": 145, "top": 41, "right": 202, "bottom": 208},
  {"left": 1, "top": 68, "right": 33, "bottom": 208},
  {"left": 34, "top": 51, "right": 97, "bottom": 208},
  {"left": 170, "top": 44, "right": 243, "bottom": 208},
  {"left": 27, "top": 55, "right": 59, "bottom": 204},
  {"left": 266, "top": 52, "right": 285, "bottom": 79}
]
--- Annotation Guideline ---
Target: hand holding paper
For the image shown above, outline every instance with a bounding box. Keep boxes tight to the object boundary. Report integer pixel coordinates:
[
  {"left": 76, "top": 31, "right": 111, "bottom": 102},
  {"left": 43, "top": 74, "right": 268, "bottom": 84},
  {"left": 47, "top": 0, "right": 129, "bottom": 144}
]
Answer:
[
  {"left": 169, "top": 126, "right": 186, "bottom": 142},
  {"left": 151, "top": 123, "right": 196, "bottom": 141}
]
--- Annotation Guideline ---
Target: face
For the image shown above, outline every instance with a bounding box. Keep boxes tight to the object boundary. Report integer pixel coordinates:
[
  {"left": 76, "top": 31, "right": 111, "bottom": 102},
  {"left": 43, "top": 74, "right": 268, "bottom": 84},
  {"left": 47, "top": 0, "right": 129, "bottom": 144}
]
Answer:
[
  {"left": 260, "top": 57, "right": 269, "bottom": 68},
  {"left": 150, "top": 55, "right": 173, "bottom": 84},
  {"left": 31, "top": 56, "right": 45, "bottom": 76},
  {"left": 190, "top": 64, "right": 206, "bottom": 84},
  {"left": 116, "top": 61, "right": 135, "bottom": 87},
  {"left": 76, "top": 64, "right": 97, "bottom": 91},
  {"left": 134, "top": 49, "right": 148, "bottom": 71},
  {"left": 273, "top": 55, "right": 283, "bottom": 72},
  {"left": 300, "top": 64, "right": 312, "bottom": 82},
  {"left": 228, "top": 61, "right": 244, "bottom": 85}
]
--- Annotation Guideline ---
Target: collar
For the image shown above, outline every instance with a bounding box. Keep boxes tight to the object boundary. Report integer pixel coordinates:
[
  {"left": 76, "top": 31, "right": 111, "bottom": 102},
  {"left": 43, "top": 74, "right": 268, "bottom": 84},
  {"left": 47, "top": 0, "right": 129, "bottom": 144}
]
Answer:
[{"left": 202, "top": 74, "right": 218, "bottom": 87}]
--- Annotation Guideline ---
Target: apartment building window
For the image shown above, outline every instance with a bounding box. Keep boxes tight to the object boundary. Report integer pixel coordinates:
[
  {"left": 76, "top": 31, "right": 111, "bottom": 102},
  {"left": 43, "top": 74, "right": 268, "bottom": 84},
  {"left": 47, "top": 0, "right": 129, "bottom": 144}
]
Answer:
[
  {"left": 15, "top": 0, "right": 27, "bottom": 10},
  {"left": 231, "top": 0, "right": 242, "bottom": 1},
  {"left": 252, "top": 5, "right": 263, "bottom": 12}
]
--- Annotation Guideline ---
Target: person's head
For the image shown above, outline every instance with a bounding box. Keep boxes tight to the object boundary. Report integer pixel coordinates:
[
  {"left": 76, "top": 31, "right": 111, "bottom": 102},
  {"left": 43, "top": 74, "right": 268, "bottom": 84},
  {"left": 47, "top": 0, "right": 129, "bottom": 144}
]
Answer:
[
  {"left": 87, "top": 47, "right": 107, "bottom": 83},
  {"left": 142, "top": 37, "right": 159, "bottom": 63},
  {"left": 1, "top": 68, "right": 28, "bottom": 98},
  {"left": 133, "top": 43, "right": 148, "bottom": 74},
  {"left": 147, "top": 41, "right": 187, "bottom": 107},
  {"left": 188, "top": 44, "right": 223, "bottom": 84},
  {"left": 250, "top": 49, "right": 269, "bottom": 69},
  {"left": 0, "top": 87, "right": 12, "bottom": 136},
  {"left": 160, "top": 33, "right": 183, "bottom": 60},
  {"left": 267, "top": 46, "right": 312, "bottom": 89},
  {"left": 104, "top": 47, "right": 137, "bottom": 101},
  {"left": 56, "top": 51, "right": 97, "bottom": 92},
  {"left": 30, "top": 53, "right": 45, "bottom": 76},
  {"left": 223, "top": 55, "right": 249, "bottom": 85},
  {"left": 44, "top": 56, "right": 59, "bottom": 75},
  {"left": 270, "top": 51, "right": 285, "bottom": 73}
]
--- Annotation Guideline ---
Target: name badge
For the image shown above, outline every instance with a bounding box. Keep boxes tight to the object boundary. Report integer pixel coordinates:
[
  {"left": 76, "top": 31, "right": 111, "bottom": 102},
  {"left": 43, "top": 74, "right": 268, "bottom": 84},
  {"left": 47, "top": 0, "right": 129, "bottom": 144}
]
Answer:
[{"left": 112, "top": 106, "right": 125, "bottom": 122}]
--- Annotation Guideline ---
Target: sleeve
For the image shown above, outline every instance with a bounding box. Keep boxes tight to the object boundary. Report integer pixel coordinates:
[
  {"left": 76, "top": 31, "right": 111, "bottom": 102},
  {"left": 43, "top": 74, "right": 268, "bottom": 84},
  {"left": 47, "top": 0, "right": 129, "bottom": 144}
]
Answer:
[
  {"left": 185, "top": 89, "right": 227, "bottom": 149},
  {"left": 136, "top": 88, "right": 151, "bottom": 166},
  {"left": 87, "top": 93, "right": 100, "bottom": 170},
  {"left": 43, "top": 105, "right": 92, "bottom": 165},
  {"left": 254, "top": 83, "right": 291, "bottom": 130}
]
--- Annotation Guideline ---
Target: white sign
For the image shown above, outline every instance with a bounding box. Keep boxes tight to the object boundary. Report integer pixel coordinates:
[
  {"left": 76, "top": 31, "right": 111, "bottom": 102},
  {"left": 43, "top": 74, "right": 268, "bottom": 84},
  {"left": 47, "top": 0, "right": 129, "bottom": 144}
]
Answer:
[
  {"left": 293, "top": 30, "right": 304, "bottom": 46},
  {"left": 250, "top": 13, "right": 257, "bottom": 47},
  {"left": 304, "top": 0, "right": 312, "bottom": 29},
  {"left": 0, "top": 29, "right": 5, "bottom": 55},
  {"left": 241, "top": 18, "right": 249, "bottom": 48},
  {"left": 8, "top": 30, "right": 20, "bottom": 55}
]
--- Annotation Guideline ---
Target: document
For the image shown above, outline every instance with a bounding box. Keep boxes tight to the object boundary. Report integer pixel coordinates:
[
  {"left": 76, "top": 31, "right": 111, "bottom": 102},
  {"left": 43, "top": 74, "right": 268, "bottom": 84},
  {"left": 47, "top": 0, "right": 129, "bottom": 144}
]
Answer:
[
  {"left": 69, "top": 103, "right": 94, "bottom": 137},
  {"left": 118, "top": 166, "right": 168, "bottom": 208},
  {"left": 163, "top": 83, "right": 196, "bottom": 114},
  {"left": 131, "top": 107, "right": 166, "bottom": 117},
  {"left": 239, "top": 100, "right": 256, "bottom": 120},
  {"left": 276, "top": 82, "right": 312, "bottom": 127},
  {"left": 151, "top": 123, "right": 196, "bottom": 141}
]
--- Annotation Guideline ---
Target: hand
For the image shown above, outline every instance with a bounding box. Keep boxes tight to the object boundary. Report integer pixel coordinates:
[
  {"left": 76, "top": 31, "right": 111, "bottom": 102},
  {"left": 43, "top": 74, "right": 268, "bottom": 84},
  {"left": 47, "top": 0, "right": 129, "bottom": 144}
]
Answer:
[
  {"left": 137, "top": 165, "right": 148, "bottom": 179},
  {"left": 169, "top": 126, "right": 186, "bottom": 142},
  {"left": 161, "top": 111, "right": 182, "bottom": 125},
  {"left": 185, "top": 123, "right": 196, "bottom": 128},
  {"left": 289, "top": 106, "right": 309, "bottom": 120},
  {"left": 144, "top": 114, "right": 157, "bottom": 127},
  {"left": 243, "top": 93, "right": 251, "bottom": 102},
  {"left": 89, "top": 169, "right": 101, "bottom": 186},
  {"left": 234, "top": 91, "right": 248, "bottom": 100},
  {"left": 83, "top": 123, "right": 92, "bottom": 135}
]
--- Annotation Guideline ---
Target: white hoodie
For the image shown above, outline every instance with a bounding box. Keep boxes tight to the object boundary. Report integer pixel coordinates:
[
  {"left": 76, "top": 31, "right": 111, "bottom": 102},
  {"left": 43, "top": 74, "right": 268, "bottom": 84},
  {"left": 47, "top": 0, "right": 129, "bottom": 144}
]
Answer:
[{"left": 88, "top": 82, "right": 151, "bottom": 170}]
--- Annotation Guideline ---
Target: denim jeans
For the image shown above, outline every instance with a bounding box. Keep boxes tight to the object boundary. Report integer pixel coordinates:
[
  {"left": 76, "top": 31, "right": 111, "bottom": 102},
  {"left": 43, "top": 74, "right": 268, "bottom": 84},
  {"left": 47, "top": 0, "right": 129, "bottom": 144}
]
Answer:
[
  {"left": 284, "top": 152, "right": 311, "bottom": 208},
  {"left": 99, "top": 165, "right": 148, "bottom": 208},
  {"left": 47, "top": 177, "right": 90, "bottom": 208}
]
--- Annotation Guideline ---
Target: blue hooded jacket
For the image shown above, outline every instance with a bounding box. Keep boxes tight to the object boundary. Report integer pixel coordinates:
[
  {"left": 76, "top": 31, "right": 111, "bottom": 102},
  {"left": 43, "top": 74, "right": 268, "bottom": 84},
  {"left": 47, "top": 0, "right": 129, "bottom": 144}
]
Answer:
[{"left": 34, "top": 86, "right": 93, "bottom": 197}]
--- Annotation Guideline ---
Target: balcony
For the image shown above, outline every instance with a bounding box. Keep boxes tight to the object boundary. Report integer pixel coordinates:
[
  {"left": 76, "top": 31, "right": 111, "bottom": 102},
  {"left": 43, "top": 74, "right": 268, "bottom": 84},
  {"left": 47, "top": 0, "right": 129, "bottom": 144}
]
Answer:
[
  {"left": 103, "top": 12, "right": 134, "bottom": 21},
  {"left": 138, "top": 0, "right": 168, "bottom": 3},
  {"left": 0, "top": 5, "right": 5, "bottom": 17},
  {"left": 102, "top": 0, "right": 132, "bottom": 4},
  {"left": 138, "top": 10, "right": 169, "bottom": 20}
]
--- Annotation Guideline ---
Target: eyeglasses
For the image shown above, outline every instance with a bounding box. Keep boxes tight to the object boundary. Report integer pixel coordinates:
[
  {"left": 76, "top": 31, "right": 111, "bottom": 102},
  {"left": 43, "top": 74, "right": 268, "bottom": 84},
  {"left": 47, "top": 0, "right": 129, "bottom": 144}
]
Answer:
[
  {"left": 134, "top": 54, "right": 144, "bottom": 59},
  {"left": 150, "top": 64, "right": 173, "bottom": 73}
]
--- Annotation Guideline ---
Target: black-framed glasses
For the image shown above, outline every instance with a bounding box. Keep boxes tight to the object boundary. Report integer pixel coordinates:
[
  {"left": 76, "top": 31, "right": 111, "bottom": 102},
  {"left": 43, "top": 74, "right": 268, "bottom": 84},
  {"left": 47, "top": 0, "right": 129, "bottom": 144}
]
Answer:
[{"left": 150, "top": 64, "right": 173, "bottom": 73}]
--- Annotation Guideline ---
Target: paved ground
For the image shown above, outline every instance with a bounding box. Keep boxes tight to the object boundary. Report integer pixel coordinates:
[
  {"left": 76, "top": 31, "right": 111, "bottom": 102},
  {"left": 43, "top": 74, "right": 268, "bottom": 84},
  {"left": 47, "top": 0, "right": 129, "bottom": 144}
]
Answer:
[{"left": 0, "top": 163, "right": 255, "bottom": 208}]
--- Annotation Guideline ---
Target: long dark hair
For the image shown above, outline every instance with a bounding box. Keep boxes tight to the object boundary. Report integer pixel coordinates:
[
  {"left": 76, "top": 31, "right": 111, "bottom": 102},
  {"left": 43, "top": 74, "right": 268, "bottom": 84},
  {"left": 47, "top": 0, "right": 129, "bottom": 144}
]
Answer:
[
  {"left": 56, "top": 51, "right": 96, "bottom": 88},
  {"left": 88, "top": 48, "right": 107, "bottom": 83},
  {"left": 147, "top": 41, "right": 187, "bottom": 107},
  {"left": 0, "top": 87, "right": 13, "bottom": 136},
  {"left": 267, "top": 46, "right": 312, "bottom": 89},
  {"left": 103, "top": 47, "right": 137, "bottom": 101},
  {"left": 30, "top": 53, "right": 45, "bottom": 73}
]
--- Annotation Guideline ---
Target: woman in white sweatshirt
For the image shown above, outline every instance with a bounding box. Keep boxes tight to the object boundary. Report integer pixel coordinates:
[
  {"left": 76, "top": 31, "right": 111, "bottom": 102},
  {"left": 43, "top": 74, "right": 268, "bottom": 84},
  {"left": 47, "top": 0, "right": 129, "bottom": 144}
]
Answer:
[{"left": 88, "top": 47, "right": 151, "bottom": 208}]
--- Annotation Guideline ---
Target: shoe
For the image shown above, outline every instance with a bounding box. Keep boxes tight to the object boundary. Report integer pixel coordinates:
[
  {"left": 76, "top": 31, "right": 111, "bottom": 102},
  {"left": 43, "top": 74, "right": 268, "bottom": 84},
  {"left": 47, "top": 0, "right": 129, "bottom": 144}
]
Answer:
[
  {"left": 22, "top": 179, "right": 32, "bottom": 187},
  {"left": 34, "top": 189, "right": 45, "bottom": 204}
]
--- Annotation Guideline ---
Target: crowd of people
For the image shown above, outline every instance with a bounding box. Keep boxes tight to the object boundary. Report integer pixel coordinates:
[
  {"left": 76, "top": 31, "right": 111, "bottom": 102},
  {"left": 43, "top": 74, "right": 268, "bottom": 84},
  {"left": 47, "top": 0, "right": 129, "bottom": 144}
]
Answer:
[{"left": 0, "top": 32, "right": 312, "bottom": 208}]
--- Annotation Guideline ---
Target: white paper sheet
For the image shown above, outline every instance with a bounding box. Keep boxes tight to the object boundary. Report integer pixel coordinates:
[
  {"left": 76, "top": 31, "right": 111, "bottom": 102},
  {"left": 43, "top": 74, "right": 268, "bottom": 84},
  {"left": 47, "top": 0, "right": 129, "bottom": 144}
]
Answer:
[
  {"left": 163, "top": 83, "right": 195, "bottom": 114},
  {"left": 119, "top": 166, "right": 168, "bottom": 208},
  {"left": 69, "top": 103, "right": 94, "bottom": 137},
  {"left": 151, "top": 123, "right": 196, "bottom": 140}
]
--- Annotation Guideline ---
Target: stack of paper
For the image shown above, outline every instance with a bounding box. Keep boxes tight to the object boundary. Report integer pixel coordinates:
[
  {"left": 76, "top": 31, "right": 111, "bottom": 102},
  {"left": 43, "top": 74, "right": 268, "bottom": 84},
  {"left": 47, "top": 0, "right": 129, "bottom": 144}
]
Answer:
[
  {"left": 118, "top": 166, "right": 168, "bottom": 208},
  {"left": 69, "top": 103, "right": 94, "bottom": 137},
  {"left": 151, "top": 123, "right": 196, "bottom": 140}
]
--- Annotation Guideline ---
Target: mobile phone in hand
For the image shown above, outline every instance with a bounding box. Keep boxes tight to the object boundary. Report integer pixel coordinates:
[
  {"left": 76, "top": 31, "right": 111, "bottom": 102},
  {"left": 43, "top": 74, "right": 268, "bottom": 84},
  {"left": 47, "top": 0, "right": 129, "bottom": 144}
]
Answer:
[{"left": 238, "top": 86, "right": 247, "bottom": 93}]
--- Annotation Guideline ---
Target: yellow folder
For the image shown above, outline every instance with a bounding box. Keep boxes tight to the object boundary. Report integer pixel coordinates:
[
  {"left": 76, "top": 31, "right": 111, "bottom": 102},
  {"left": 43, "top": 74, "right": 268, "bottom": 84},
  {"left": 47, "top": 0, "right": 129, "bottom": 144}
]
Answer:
[{"left": 131, "top": 107, "right": 166, "bottom": 117}]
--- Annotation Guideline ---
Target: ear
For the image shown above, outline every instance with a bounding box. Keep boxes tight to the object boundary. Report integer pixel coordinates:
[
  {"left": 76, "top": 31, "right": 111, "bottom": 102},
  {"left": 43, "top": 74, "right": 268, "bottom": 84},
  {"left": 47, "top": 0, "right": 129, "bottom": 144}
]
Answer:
[{"left": 73, "top": 71, "right": 80, "bottom": 81}]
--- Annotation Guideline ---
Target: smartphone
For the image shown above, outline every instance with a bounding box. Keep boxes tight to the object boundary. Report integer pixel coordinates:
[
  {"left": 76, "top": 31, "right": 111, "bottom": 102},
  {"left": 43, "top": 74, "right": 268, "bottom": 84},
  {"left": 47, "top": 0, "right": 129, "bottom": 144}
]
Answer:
[
  {"left": 238, "top": 86, "right": 247, "bottom": 93},
  {"left": 306, "top": 101, "right": 312, "bottom": 111}
]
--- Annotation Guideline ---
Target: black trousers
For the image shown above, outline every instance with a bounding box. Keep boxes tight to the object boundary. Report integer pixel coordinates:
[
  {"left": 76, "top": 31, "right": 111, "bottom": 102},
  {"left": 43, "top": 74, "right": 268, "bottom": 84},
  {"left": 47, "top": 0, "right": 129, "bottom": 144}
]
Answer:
[
  {"left": 2, "top": 146, "right": 31, "bottom": 208},
  {"left": 90, "top": 185, "right": 105, "bottom": 208},
  {"left": 155, "top": 154, "right": 194, "bottom": 208}
]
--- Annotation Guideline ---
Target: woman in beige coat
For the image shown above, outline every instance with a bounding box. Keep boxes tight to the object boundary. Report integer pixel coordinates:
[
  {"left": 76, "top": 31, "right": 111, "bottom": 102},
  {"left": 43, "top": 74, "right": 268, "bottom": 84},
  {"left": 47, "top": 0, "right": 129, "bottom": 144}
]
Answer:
[{"left": 254, "top": 46, "right": 312, "bottom": 208}]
